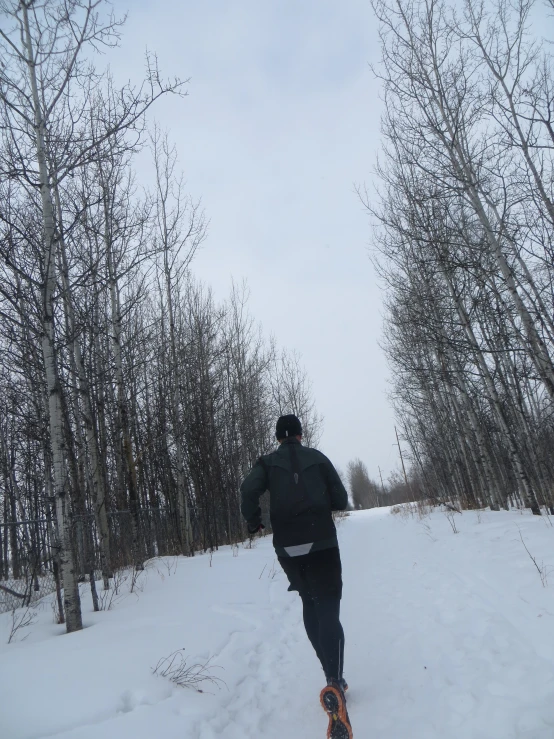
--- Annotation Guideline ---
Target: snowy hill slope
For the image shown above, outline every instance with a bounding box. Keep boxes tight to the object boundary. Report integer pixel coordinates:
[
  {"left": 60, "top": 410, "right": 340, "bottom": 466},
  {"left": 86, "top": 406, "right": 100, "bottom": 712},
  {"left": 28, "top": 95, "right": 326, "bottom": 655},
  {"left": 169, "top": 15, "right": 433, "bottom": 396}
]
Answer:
[{"left": 2, "top": 507, "right": 554, "bottom": 739}]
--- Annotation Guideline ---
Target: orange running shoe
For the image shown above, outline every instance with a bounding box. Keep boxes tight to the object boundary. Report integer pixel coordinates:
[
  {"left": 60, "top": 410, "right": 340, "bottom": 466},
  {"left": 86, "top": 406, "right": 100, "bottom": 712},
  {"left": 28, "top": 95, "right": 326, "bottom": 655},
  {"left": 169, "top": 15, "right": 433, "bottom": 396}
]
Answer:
[{"left": 320, "top": 680, "right": 353, "bottom": 739}]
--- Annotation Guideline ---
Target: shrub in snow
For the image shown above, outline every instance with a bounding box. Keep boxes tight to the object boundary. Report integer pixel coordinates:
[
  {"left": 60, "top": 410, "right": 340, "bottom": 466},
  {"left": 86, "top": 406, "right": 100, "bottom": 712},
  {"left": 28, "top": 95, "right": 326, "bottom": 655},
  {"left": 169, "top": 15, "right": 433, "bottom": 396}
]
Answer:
[{"left": 152, "top": 649, "right": 224, "bottom": 693}]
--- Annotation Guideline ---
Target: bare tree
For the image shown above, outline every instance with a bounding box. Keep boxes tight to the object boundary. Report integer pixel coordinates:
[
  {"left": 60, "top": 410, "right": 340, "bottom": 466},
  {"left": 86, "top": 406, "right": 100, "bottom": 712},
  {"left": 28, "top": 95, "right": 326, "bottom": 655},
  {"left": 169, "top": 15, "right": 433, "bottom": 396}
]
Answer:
[
  {"left": 346, "top": 459, "right": 380, "bottom": 509},
  {"left": 369, "top": 0, "right": 554, "bottom": 515},
  {"left": 270, "top": 350, "right": 324, "bottom": 448},
  {"left": 151, "top": 126, "right": 206, "bottom": 555},
  {"left": 0, "top": 0, "right": 186, "bottom": 629},
  {"left": 0, "top": 1, "right": 326, "bottom": 622}
]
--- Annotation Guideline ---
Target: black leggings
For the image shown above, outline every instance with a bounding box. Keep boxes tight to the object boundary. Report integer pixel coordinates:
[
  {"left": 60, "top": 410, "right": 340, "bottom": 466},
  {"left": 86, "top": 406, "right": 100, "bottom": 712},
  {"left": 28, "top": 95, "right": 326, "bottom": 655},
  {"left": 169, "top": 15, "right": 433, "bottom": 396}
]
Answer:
[
  {"left": 302, "top": 594, "right": 345, "bottom": 681},
  {"left": 278, "top": 547, "right": 345, "bottom": 681}
]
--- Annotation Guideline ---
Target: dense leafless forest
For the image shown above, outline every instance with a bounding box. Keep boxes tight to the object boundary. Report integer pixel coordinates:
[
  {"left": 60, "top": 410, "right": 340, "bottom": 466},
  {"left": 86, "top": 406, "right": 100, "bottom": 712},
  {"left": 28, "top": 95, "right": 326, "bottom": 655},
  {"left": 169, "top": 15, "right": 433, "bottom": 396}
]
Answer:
[
  {"left": 370, "top": 0, "right": 554, "bottom": 513},
  {"left": 3, "top": 0, "right": 553, "bottom": 637},
  {"left": 0, "top": 0, "right": 323, "bottom": 631}
]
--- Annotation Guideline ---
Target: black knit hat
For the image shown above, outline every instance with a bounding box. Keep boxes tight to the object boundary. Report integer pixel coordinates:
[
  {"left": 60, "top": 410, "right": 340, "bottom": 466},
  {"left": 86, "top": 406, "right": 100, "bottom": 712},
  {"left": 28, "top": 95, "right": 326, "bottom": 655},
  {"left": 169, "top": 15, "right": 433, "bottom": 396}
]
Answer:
[{"left": 276, "top": 414, "right": 302, "bottom": 440}]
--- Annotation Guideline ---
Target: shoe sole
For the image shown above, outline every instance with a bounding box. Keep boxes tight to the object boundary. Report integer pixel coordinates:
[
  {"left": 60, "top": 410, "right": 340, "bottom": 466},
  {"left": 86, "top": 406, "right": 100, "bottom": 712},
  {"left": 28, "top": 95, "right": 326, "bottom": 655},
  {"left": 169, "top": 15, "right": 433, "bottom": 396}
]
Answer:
[{"left": 320, "top": 685, "right": 353, "bottom": 739}]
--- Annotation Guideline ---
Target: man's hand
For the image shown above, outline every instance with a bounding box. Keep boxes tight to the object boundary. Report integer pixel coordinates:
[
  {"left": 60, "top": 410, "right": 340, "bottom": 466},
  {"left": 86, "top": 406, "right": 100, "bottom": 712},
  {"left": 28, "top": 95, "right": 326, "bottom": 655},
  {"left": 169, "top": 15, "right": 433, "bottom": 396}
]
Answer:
[{"left": 247, "top": 520, "right": 265, "bottom": 535}]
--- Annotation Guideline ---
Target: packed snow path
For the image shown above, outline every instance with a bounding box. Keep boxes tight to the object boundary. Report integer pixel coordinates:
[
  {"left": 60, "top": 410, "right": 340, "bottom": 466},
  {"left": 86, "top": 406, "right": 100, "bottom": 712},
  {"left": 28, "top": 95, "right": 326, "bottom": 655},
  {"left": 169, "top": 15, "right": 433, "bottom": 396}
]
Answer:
[{"left": 2, "top": 508, "right": 554, "bottom": 738}]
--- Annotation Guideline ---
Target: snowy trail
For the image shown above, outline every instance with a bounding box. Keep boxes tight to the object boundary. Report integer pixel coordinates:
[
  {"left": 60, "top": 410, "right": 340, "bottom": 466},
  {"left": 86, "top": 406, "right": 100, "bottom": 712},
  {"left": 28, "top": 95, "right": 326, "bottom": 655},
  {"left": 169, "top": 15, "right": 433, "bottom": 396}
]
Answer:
[
  {"left": 343, "top": 510, "right": 554, "bottom": 739},
  {"left": 2, "top": 508, "right": 554, "bottom": 738}
]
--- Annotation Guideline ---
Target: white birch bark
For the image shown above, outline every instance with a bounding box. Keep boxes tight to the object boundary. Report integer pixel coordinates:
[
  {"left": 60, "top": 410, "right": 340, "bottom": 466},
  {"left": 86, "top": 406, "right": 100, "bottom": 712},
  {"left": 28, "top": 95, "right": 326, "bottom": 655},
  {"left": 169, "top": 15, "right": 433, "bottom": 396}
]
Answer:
[
  {"left": 377, "top": 0, "right": 554, "bottom": 398},
  {"left": 439, "top": 261, "right": 541, "bottom": 513},
  {"left": 21, "top": 2, "right": 82, "bottom": 632},
  {"left": 55, "top": 186, "right": 112, "bottom": 589}
]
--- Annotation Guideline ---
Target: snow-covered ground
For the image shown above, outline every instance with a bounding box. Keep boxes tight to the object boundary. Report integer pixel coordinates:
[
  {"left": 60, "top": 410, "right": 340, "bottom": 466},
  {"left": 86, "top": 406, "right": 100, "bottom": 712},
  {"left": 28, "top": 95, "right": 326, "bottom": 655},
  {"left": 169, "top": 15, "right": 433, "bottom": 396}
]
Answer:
[{"left": 2, "top": 506, "right": 554, "bottom": 738}]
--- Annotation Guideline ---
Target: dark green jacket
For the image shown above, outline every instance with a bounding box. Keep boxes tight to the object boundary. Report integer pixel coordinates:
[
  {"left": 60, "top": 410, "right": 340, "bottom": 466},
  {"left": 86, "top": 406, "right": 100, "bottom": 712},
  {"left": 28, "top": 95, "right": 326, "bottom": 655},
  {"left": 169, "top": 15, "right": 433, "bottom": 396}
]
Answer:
[{"left": 240, "top": 438, "right": 348, "bottom": 557}]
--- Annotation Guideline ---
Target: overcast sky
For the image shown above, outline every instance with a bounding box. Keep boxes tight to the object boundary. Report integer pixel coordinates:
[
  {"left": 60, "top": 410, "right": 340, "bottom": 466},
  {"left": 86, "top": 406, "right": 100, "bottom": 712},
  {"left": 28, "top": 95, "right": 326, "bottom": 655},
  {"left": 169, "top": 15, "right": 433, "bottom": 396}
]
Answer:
[{"left": 109, "top": 0, "right": 400, "bottom": 481}]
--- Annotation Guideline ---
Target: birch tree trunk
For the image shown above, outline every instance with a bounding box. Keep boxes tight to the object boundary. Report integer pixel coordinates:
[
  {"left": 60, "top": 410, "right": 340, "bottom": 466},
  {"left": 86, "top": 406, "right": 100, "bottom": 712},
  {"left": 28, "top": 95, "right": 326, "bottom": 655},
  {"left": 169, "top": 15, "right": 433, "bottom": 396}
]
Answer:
[
  {"left": 151, "top": 129, "right": 206, "bottom": 554},
  {"left": 21, "top": 2, "right": 82, "bottom": 632},
  {"left": 55, "top": 186, "right": 112, "bottom": 589}
]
